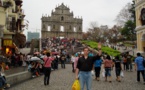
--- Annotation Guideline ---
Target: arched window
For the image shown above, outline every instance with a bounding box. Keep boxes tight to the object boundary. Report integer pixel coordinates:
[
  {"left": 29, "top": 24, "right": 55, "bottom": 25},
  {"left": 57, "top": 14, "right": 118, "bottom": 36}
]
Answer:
[
  {"left": 61, "top": 16, "right": 64, "bottom": 21},
  {"left": 73, "top": 27, "right": 76, "bottom": 32},
  {"left": 60, "top": 26, "right": 64, "bottom": 32},
  {"left": 48, "top": 26, "right": 51, "bottom": 31}
]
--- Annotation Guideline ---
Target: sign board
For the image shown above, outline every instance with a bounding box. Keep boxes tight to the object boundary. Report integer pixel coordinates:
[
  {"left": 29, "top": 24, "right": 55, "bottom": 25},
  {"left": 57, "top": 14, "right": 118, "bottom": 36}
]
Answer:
[{"left": 3, "top": 39, "right": 12, "bottom": 46}]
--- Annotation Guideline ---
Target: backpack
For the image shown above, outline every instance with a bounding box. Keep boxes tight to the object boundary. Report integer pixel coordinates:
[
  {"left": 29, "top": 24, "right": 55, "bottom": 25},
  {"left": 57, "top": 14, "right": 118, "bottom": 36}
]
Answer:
[{"left": 143, "top": 59, "right": 145, "bottom": 67}]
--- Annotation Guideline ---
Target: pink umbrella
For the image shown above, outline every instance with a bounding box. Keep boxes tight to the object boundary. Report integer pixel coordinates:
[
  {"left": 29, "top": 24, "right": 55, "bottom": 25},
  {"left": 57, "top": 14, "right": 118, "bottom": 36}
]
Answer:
[{"left": 51, "top": 52, "right": 59, "bottom": 55}]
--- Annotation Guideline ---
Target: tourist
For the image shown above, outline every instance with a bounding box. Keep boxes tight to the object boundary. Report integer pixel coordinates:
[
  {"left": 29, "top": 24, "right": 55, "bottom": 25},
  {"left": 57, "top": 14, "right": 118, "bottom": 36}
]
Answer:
[
  {"left": 43, "top": 52, "right": 54, "bottom": 85},
  {"left": 113, "top": 55, "right": 122, "bottom": 82},
  {"left": 134, "top": 53, "right": 145, "bottom": 84},
  {"left": 93, "top": 55, "right": 102, "bottom": 81},
  {"left": 103, "top": 55, "right": 113, "bottom": 82},
  {"left": 0, "top": 62, "right": 10, "bottom": 89},
  {"left": 60, "top": 54, "right": 66, "bottom": 69},
  {"left": 30, "top": 62, "right": 37, "bottom": 77},
  {"left": 53, "top": 54, "right": 59, "bottom": 70},
  {"left": 74, "top": 53, "right": 81, "bottom": 72},
  {"left": 122, "top": 54, "right": 127, "bottom": 71},
  {"left": 71, "top": 54, "right": 75, "bottom": 73},
  {"left": 75, "top": 47, "right": 101, "bottom": 90},
  {"left": 66, "top": 54, "right": 71, "bottom": 62},
  {"left": 126, "top": 52, "right": 133, "bottom": 71}
]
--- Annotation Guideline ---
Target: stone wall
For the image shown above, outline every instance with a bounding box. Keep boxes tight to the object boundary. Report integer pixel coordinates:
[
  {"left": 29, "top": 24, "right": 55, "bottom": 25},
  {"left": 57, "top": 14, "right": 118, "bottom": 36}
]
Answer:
[{"left": 6, "top": 71, "right": 32, "bottom": 85}]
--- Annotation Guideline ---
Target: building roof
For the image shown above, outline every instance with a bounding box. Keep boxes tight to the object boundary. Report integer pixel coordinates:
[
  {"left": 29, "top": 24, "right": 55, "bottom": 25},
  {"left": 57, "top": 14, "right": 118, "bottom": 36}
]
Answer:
[{"left": 56, "top": 3, "right": 69, "bottom": 10}]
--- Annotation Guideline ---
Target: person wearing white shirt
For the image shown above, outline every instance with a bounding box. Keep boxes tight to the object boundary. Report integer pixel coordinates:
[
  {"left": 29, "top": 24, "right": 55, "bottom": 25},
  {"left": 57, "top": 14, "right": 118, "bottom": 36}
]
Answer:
[{"left": 71, "top": 54, "right": 76, "bottom": 73}]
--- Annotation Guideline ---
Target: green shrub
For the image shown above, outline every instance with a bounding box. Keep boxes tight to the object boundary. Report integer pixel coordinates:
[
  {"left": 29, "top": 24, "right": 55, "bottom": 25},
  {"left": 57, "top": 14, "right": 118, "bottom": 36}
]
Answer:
[{"left": 81, "top": 40, "right": 121, "bottom": 57}]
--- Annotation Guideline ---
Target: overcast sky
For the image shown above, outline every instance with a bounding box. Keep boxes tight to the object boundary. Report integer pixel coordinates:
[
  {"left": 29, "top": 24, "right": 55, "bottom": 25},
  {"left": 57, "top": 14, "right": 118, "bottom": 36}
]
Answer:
[{"left": 22, "top": 0, "right": 132, "bottom": 34}]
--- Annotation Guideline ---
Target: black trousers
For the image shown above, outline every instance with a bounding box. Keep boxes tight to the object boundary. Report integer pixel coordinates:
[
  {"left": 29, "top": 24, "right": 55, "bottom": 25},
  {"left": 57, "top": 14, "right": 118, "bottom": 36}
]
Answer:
[
  {"left": 123, "top": 63, "right": 127, "bottom": 70},
  {"left": 137, "top": 70, "right": 145, "bottom": 82},
  {"left": 115, "top": 68, "right": 121, "bottom": 77},
  {"left": 44, "top": 67, "right": 51, "bottom": 85},
  {"left": 72, "top": 62, "right": 74, "bottom": 72},
  {"left": 95, "top": 67, "right": 101, "bottom": 77},
  {"left": 54, "top": 62, "right": 58, "bottom": 69},
  {"left": 61, "top": 61, "right": 65, "bottom": 68}
]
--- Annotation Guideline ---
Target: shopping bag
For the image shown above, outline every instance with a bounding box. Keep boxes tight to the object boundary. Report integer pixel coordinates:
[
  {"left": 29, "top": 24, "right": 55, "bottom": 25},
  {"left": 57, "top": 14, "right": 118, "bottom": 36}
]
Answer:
[
  {"left": 1, "top": 72, "right": 5, "bottom": 76},
  {"left": 91, "top": 70, "right": 95, "bottom": 76},
  {"left": 120, "top": 71, "right": 124, "bottom": 78},
  {"left": 102, "top": 69, "right": 105, "bottom": 77},
  {"left": 72, "top": 80, "right": 80, "bottom": 90},
  {"left": 22, "top": 61, "right": 27, "bottom": 66}
]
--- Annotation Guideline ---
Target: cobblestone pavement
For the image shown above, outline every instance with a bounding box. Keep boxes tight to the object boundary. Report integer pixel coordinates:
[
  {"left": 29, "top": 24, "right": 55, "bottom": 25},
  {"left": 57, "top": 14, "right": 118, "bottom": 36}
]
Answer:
[{"left": 9, "top": 64, "right": 145, "bottom": 90}]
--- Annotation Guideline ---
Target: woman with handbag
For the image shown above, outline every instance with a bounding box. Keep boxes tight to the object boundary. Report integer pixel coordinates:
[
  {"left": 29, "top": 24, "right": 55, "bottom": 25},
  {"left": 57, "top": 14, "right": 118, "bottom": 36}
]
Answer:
[{"left": 43, "top": 52, "right": 54, "bottom": 85}]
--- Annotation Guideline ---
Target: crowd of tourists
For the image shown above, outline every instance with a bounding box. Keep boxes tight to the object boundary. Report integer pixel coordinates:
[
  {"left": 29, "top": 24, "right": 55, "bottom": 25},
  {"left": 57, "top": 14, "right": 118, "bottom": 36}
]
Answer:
[
  {"left": 0, "top": 37, "right": 145, "bottom": 90},
  {"left": 73, "top": 46, "right": 145, "bottom": 90}
]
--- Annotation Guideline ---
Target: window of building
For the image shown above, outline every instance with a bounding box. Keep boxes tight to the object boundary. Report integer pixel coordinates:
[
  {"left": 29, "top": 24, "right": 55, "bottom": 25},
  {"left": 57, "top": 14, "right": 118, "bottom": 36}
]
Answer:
[
  {"left": 73, "top": 27, "right": 76, "bottom": 32},
  {"left": 79, "top": 27, "right": 81, "bottom": 30},
  {"left": 48, "top": 26, "right": 51, "bottom": 31},
  {"left": 60, "top": 26, "right": 64, "bottom": 32},
  {"left": 70, "top": 25, "right": 71, "bottom": 29},
  {"left": 53, "top": 25, "right": 55, "bottom": 29},
  {"left": 61, "top": 16, "right": 64, "bottom": 21}
]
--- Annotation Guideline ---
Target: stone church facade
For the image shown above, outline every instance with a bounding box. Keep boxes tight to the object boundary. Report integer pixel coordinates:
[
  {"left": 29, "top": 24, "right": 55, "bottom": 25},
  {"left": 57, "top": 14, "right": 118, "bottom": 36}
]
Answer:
[{"left": 41, "top": 3, "right": 83, "bottom": 39}]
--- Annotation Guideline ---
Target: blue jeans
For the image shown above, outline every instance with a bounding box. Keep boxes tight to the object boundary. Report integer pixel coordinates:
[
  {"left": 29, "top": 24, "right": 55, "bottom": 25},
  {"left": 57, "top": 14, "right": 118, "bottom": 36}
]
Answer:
[
  {"left": 0, "top": 76, "right": 6, "bottom": 88},
  {"left": 105, "top": 68, "right": 111, "bottom": 77},
  {"left": 79, "top": 71, "right": 92, "bottom": 90}
]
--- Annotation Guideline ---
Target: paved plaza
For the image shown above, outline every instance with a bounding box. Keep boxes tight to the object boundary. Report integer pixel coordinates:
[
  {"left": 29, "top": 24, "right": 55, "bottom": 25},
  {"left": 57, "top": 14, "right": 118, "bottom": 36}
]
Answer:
[{"left": 8, "top": 64, "right": 145, "bottom": 90}]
